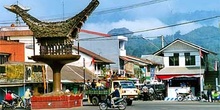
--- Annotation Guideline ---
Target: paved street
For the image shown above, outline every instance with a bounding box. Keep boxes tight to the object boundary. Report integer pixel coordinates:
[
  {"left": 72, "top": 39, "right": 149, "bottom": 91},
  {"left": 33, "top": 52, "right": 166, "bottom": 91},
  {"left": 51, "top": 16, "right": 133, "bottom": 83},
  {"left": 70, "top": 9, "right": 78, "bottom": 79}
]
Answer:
[
  {"left": 74, "top": 100, "right": 220, "bottom": 110},
  {"left": 1, "top": 100, "right": 220, "bottom": 110}
]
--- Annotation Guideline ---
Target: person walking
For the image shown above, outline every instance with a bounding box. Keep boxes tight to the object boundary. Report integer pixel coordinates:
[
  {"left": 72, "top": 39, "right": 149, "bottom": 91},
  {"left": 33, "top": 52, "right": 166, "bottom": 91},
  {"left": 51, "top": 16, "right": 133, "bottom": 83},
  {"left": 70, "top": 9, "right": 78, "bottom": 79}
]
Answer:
[
  {"left": 24, "top": 88, "right": 32, "bottom": 107},
  {"left": 207, "top": 84, "right": 213, "bottom": 102}
]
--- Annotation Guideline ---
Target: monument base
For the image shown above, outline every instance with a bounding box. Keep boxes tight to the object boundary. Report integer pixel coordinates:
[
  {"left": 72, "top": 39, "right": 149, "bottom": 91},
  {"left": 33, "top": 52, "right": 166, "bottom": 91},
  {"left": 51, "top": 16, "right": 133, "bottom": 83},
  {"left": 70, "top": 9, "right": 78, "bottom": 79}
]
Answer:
[{"left": 31, "top": 93, "right": 83, "bottom": 109}]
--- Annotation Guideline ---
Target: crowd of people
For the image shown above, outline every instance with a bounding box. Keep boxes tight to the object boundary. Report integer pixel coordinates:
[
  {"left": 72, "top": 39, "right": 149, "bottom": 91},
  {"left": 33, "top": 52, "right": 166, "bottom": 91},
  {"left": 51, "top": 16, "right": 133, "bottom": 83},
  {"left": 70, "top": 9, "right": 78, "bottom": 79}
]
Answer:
[{"left": 85, "top": 79, "right": 111, "bottom": 90}]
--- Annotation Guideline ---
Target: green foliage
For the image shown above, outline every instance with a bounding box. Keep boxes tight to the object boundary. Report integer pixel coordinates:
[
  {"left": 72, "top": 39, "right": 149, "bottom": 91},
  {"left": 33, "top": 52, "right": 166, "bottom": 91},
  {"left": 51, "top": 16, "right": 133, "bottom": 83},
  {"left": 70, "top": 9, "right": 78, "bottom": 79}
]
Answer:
[{"left": 6, "top": 64, "right": 24, "bottom": 81}]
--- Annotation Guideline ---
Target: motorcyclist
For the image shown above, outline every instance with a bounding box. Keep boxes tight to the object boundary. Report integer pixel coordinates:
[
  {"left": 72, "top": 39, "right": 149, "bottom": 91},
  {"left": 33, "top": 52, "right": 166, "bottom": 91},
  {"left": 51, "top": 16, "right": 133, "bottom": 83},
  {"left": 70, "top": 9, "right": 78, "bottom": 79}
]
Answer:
[
  {"left": 110, "top": 85, "right": 120, "bottom": 107},
  {"left": 142, "top": 84, "right": 149, "bottom": 101},
  {"left": 4, "top": 90, "right": 13, "bottom": 105}
]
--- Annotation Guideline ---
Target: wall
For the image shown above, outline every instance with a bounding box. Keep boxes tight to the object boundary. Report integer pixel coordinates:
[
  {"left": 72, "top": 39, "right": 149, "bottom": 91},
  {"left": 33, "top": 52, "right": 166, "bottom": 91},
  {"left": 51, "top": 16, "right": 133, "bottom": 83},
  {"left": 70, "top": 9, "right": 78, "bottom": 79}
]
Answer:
[
  {"left": 0, "top": 40, "right": 24, "bottom": 62},
  {"left": 77, "top": 32, "right": 120, "bottom": 70},
  {"left": 163, "top": 42, "right": 201, "bottom": 67},
  {"left": 8, "top": 36, "right": 39, "bottom": 62}
]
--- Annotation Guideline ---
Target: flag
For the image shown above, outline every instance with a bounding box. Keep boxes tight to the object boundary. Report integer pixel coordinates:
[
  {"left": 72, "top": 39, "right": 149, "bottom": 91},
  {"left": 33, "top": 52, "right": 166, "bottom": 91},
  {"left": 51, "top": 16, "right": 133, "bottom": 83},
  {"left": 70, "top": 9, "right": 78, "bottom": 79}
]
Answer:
[
  {"left": 214, "top": 61, "right": 218, "bottom": 71},
  {"left": 90, "top": 57, "right": 95, "bottom": 66},
  {"left": 199, "top": 48, "right": 203, "bottom": 59}
]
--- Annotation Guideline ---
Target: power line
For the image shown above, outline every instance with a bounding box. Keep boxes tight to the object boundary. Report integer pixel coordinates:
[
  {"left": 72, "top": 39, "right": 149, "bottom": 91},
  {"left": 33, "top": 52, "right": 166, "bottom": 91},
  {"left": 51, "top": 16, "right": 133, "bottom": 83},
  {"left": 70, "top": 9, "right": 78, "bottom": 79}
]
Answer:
[
  {"left": 0, "top": 0, "right": 168, "bottom": 24},
  {"left": 109, "top": 15, "right": 220, "bottom": 37},
  {"left": 76, "top": 15, "right": 220, "bottom": 43},
  {"left": 93, "top": 0, "right": 169, "bottom": 15}
]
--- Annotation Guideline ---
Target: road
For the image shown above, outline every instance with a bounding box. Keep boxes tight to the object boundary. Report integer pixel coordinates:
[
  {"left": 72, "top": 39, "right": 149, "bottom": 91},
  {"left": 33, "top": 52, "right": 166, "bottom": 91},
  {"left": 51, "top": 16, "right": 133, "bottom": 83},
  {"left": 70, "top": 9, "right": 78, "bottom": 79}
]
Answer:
[
  {"left": 1, "top": 100, "right": 220, "bottom": 110},
  {"left": 74, "top": 100, "right": 220, "bottom": 110}
]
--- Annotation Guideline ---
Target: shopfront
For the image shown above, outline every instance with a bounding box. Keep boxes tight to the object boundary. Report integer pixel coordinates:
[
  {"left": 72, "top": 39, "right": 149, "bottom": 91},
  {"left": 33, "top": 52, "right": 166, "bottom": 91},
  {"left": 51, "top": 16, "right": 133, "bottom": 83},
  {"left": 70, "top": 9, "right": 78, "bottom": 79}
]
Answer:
[{"left": 156, "top": 67, "right": 204, "bottom": 98}]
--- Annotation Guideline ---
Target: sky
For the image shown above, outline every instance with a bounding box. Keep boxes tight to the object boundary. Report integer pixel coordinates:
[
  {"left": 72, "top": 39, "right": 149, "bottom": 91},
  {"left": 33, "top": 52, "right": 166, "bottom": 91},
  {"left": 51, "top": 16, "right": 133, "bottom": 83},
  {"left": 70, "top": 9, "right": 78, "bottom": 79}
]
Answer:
[{"left": 1, "top": 0, "right": 220, "bottom": 37}]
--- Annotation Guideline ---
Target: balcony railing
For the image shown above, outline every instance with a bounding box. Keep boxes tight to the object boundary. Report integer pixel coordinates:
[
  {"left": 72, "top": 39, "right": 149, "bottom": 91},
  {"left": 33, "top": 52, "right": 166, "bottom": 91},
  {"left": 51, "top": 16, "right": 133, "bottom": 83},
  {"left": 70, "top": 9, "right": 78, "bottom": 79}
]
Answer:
[{"left": 40, "top": 44, "right": 72, "bottom": 55}]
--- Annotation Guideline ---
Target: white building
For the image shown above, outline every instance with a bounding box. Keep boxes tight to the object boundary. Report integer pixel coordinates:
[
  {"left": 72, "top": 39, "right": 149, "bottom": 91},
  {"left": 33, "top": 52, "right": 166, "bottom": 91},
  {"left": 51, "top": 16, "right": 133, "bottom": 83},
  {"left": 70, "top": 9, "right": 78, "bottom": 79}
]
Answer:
[{"left": 153, "top": 39, "right": 216, "bottom": 98}]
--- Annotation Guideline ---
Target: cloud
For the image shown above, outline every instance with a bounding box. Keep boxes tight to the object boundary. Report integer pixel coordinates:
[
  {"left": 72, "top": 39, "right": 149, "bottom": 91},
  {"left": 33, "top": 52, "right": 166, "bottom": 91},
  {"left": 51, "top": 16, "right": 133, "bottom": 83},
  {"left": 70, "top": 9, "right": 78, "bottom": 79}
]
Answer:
[
  {"left": 172, "top": 20, "right": 202, "bottom": 35},
  {"left": 84, "top": 18, "right": 206, "bottom": 37},
  {"left": 84, "top": 18, "right": 173, "bottom": 37}
]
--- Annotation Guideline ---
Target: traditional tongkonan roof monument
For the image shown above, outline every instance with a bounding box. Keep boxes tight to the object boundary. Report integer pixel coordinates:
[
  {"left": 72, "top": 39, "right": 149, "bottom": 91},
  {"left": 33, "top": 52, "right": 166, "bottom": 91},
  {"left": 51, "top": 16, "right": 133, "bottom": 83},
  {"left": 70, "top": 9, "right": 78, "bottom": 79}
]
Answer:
[{"left": 5, "top": 0, "right": 99, "bottom": 93}]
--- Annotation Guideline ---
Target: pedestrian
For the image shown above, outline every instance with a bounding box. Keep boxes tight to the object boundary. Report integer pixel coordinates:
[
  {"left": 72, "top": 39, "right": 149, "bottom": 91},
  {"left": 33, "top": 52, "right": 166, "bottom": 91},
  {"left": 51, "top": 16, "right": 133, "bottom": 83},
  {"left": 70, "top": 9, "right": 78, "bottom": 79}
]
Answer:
[
  {"left": 24, "top": 88, "right": 32, "bottom": 107},
  {"left": 207, "top": 84, "right": 213, "bottom": 102},
  {"left": 212, "top": 90, "right": 219, "bottom": 102}
]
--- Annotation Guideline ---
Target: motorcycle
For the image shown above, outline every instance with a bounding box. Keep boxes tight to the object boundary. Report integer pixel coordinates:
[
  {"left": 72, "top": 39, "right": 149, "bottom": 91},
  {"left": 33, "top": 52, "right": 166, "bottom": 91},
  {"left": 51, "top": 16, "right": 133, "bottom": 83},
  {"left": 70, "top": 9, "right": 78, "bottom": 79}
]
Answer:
[
  {"left": 142, "top": 88, "right": 154, "bottom": 101},
  {"left": 24, "top": 98, "right": 32, "bottom": 110},
  {"left": 12, "top": 93, "right": 25, "bottom": 108},
  {"left": 155, "top": 91, "right": 164, "bottom": 100},
  {"left": 99, "top": 95, "right": 127, "bottom": 110},
  {"left": 1, "top": 100, "right": 15, "bottom": 110}
]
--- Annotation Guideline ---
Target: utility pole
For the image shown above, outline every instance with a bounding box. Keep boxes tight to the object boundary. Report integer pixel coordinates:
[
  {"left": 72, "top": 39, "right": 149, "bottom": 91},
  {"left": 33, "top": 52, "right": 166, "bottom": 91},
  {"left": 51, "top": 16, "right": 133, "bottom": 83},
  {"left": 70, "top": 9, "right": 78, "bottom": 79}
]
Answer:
[
  {"left": 161, "top": 35, "right": 164, "bottom": 48},
  {"left": 83, "top": 58, "right": 86, "bottom": 84}
]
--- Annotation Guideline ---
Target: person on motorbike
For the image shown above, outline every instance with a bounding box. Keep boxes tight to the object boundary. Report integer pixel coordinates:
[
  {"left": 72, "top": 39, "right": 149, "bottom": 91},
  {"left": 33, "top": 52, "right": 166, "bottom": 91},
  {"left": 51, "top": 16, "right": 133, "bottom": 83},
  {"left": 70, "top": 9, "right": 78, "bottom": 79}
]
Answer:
[
  {"left": 4, "top": 90, "right": 13, "bottom": 105},
  {"left": 142, "top": 84, "right": 149, "bottom": 101},
  {"left": 110, "top": 85, "right": 120, "bottom": 107}
]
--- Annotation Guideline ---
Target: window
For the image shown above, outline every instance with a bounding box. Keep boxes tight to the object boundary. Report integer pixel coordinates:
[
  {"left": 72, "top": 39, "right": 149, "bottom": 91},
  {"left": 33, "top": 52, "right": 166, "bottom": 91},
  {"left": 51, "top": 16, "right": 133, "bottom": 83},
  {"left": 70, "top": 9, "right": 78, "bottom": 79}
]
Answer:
[
  {"left": 0, "top": 55, "right": 9, "bottom": 64},
  {"left": 185, "top": 53, "right": 195, "bottom": 65},
  {"left": 169, "top": 53, "right": 179, "bottom": 66},
  {"left": 120, "top": 81, "right": 136, "bottom": 88},
  {"left": 0, "top": 66, "right": 5, "bottom": 73}
]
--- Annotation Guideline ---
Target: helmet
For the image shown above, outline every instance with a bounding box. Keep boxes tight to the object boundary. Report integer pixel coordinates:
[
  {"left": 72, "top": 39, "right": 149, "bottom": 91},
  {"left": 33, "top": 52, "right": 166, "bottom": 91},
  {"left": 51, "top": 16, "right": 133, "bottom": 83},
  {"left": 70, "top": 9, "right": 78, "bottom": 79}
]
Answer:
[{"left": 7, "top": 90, "right": 12, "bottom": 93}]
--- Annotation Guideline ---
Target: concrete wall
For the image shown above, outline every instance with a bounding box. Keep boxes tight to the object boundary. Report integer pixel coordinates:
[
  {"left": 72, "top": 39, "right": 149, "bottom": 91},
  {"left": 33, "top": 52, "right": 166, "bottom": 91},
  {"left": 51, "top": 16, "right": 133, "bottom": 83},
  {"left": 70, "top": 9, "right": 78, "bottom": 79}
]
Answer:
[{"left": 77, "top": 32, "right": 120, "bottom": 70}]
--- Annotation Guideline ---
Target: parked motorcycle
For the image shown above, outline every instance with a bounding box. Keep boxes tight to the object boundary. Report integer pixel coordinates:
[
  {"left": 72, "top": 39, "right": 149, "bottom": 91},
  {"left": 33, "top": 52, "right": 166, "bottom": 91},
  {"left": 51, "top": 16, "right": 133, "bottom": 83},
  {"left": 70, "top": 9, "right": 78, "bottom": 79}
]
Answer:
[
  {"left": 1, "top": 100, "right": 15, "bottom": 110},
  {"left": 155, "top": 91, "right": 164, "bottom": 100},
  {"left": 142, "top": 86, "right": 154, "bottom": 101},
  {"left": 99, "top": 95, "right": 127, "bottom": 110}
]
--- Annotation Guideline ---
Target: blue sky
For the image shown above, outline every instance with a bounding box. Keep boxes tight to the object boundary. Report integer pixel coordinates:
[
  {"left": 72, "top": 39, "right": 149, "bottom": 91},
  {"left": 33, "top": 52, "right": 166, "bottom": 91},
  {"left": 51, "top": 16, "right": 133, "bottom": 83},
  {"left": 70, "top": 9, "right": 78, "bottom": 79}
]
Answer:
[{"left": 1, "top": 0, "right": 220, "bottom": 37}]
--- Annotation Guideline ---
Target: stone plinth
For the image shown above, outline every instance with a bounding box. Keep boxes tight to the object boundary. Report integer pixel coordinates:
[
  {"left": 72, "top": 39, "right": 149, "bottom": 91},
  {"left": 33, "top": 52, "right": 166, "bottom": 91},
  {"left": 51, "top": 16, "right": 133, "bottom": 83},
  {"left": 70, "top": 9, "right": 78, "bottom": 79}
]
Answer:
[{"left": 31, "top": 94, "right": 83, "bottom": 109}]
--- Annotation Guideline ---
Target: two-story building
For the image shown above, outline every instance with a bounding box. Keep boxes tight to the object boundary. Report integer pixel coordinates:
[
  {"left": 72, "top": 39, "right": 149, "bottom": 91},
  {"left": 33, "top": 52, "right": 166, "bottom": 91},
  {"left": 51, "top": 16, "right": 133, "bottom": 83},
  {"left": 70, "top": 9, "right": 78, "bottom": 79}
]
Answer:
[
  {"left": 153, "top": 39, "right": 217, "bottom": 98},
  {"left": 75, "top": 31, "right": 157, "bottom": 81}
]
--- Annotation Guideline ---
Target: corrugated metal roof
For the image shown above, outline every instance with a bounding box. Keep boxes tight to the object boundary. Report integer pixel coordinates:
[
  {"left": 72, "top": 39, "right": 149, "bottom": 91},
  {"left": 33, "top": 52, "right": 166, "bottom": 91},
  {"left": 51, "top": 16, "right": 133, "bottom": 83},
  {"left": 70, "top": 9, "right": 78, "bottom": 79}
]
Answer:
[
  {"left": 120, "top": 55, "right": 158, "bottom": 65},
  {"left": 154, "top": 39, "right": 217, "bottom": 55},
  {"left": 0, "top": 26, "right": 110, "bottom": 37},
  {"left": 141, "top": 55, "right": 164, "bottom": 65},
  {"left": 47, "top": 65, "right": 97, "bottom": 83},
  {"left": 156, "top": 67, "right": 204, "bottom": 75}
]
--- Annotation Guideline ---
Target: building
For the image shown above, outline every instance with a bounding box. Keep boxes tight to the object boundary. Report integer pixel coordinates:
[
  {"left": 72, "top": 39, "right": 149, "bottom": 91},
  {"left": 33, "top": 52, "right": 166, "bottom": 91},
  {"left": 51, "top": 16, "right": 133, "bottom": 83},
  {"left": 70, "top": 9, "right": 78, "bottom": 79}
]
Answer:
[
  {"left": 0, "top": 26, "right": 115, "bottom": 95},
  {"left": 153, "top": 39, "right": 217, "bottom": 98},
  {"left": 75, "top": 31, "right": 156, "bottom": 80},
  {"left": 0, "top": 40, "right": 25, "bottom": 63}
]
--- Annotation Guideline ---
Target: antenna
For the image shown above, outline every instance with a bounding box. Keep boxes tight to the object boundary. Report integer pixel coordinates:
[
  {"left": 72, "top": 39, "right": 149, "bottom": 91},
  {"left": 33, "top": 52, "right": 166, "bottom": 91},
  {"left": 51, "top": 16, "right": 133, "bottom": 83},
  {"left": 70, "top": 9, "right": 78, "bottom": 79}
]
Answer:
[
  {"left": 15, "top": 0, "right": 20, "bottom": 25},
  {"left": 62, "top": 0, "right": 65, "bottom": 20},
  {"left": 14, "top": 0, "right": 30, "bottom": 26}
]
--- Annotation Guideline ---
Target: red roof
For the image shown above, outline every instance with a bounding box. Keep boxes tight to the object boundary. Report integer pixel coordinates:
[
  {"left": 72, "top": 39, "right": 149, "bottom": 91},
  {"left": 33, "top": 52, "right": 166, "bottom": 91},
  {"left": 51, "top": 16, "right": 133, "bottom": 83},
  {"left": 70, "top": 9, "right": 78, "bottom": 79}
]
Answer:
[{"left": 0, "top": 26, "right": 110, "bottom": 37}]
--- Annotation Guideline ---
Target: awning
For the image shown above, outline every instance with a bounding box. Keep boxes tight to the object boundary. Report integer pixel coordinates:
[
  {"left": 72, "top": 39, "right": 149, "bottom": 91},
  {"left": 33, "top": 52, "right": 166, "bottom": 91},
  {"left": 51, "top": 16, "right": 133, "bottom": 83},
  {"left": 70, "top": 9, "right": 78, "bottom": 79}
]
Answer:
[
  {"left": 156, "top": 74, "right": 200, "bottom": 80},
  {"left": 0, "top": 84, "right": 23, "bottom": 87},
  {"left": 156, "top": 67, "right": 204, "bottom": 80}
]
